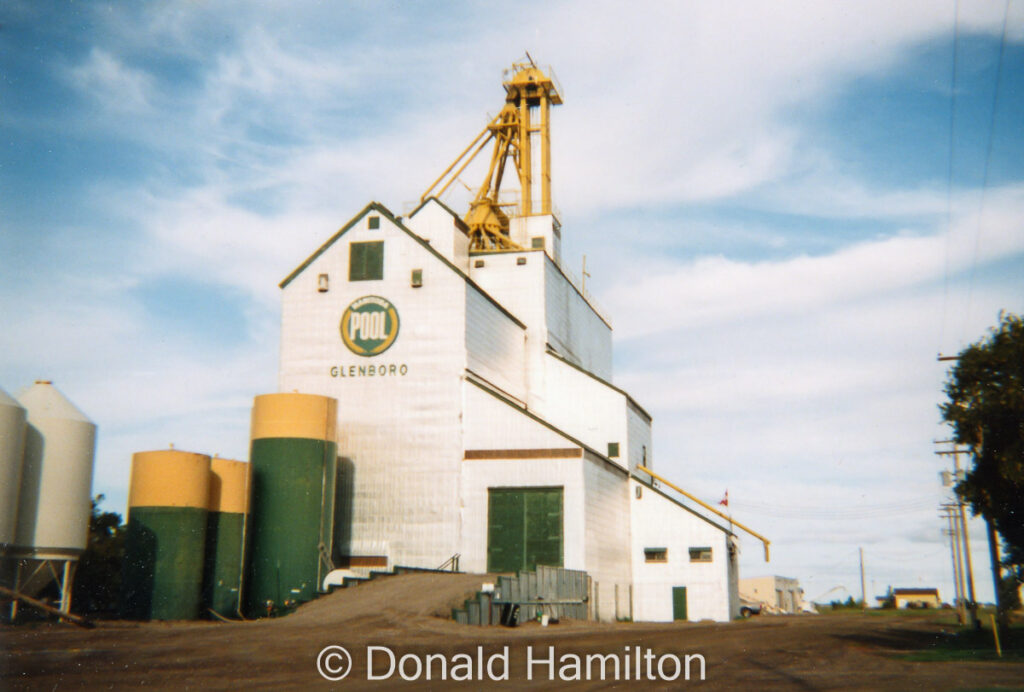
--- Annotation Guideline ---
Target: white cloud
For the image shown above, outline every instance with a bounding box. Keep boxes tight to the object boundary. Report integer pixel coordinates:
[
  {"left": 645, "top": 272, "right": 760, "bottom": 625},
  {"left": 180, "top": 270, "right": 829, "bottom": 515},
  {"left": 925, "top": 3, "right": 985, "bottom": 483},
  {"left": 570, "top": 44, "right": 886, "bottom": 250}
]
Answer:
[
  {"left": 603, "top": 183, "right": 1024, "bottom": 338},
  {"left": 65, "top": 48, "right": 155, "bottom": 113}
]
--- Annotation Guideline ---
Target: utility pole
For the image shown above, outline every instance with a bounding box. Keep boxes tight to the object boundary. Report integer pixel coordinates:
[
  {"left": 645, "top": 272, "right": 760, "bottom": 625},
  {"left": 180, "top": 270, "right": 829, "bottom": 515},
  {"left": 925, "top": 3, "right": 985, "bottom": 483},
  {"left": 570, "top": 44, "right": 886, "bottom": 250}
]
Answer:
[
  {"left": 987, "top": 518, "right": 1005, "bottom": 631},
  {"left": 937, "top": 444, "right": 979, "bottom": 628},
  {"left": 942, "top": 517, "right": 963, "bottom": 623},
  {"left": 941, "top": 504, "right": 966, "bottom": 625},
  {"left": 859, "top": 548, "right": 866, "bottom": 609}
]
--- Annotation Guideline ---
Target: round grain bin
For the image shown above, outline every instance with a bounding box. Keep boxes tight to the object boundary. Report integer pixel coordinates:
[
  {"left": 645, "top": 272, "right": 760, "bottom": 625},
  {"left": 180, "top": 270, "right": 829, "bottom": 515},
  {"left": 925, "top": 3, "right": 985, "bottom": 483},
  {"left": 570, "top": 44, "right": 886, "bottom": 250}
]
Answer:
[
  {"left": 202, "top": 457, "right": 250, "bottom": 618},
  {"left": 122, "top": 450, "right": 211, "bottom": 620},
  {"left": 13, "top": 381, "right": 96, "bottom": 559},
  {"left": 0, "top": 386, "right": 27, "bottom": 548},
  {"left": 246, "top": 393, "right": 338, "bottom": 617}
]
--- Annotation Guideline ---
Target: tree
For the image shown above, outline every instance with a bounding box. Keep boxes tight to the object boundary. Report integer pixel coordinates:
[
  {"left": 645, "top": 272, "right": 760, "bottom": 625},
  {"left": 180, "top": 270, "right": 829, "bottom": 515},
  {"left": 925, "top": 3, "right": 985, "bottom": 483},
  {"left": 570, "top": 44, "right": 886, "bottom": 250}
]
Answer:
[
  {"left": 940, "top": 312, "right": 1024, "bottom": 625},
  {"left": 71, "top": 494, "right": 126, "bottom": 616}
]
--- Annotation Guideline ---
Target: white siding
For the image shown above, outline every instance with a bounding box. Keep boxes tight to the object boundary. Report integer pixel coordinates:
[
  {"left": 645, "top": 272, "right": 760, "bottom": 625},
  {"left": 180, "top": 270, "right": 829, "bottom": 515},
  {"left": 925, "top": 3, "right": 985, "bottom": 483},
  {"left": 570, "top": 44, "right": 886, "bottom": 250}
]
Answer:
[
  {"left": 542, "top": 353, "right": 628, "bottom": 468},
  {"left": 582, "top": 452, "right": 631, "bottom": 621},
  {"left": 405, "top": 199, "right": 470, "bottom": 272},
  {"left": 279, "top": 211, "right": 466, "bottom": 569},
  {"left": 544, "top": 258, "right": 612, "bottom": 379},
  {"left": 626, "top": 402, "right": 653, "bottom": 473},
  {"left": 509, "top": 215, "right": 561, "bottom": 262},
  {"left": 629, "top": 479, "right": 736, "bottom": 622},
  {"left": 465, "top": 286, "right": 527, "bottom": 403},
  {"left": 462, "top": 380, "right": 567, "bottom": 451},
  {"left": 468, "top": 251, "right": 550, "bottom": 412}
]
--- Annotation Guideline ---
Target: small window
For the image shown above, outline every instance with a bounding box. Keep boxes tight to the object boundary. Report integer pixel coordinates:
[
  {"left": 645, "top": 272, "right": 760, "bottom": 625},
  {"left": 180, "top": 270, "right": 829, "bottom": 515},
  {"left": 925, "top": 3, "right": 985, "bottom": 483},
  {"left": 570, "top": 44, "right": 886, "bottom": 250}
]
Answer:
[
  {"left": 474, "top": 259, "right": 485, "bottom": 268},
  {"left": 317, "top": 273, "right": 329, "bottom": 293},
  {"left": 644, "top": 548, "right": 667, "bottom": 563},
  {"left": 516, "top": 256, "right": 527, "bottom": 266},
  {"left": 349, "top": 241, "right": 384, "bottom": 281},
  {"left": 367, "top": 216, "right": 380, "bottom": 229},
  {"left": 635, "top": 485, "right": 643, "bottom": 499},
  {"left": 531, "top": 236, "right": 545, "bottom": 249},
  {"left": 689, "top": 547, "right": 713, "bottom": 563},
  {"left": 642, "top": 445, "right": 646, "bottom": 464},
  {"left": 607, "top": 442, "right": 620, "bottom": 458},
  {"left": 411, "top": 269, "right": 423, "bottom": 288}
]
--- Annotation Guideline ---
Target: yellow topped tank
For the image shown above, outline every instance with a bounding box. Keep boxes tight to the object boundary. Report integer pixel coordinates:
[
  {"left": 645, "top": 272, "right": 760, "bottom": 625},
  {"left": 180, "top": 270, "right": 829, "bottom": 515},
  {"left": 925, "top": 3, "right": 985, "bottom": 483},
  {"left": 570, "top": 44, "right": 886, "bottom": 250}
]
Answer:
[
  {"left": 122, "top": 449, "right": 211, "bottom": 620},
  {"left": 246, "top": 392, "right": 338, "bottom": 617},
  {"left": 203, "top": 457, "right": 250, "bottom": 617}
]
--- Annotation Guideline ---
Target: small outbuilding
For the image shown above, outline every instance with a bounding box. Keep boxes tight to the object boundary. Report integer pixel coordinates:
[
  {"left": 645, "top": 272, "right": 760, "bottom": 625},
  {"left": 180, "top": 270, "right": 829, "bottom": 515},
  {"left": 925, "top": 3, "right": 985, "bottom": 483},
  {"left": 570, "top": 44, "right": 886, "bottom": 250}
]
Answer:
[
  {"left": 740, "top": 575, "right": 804, "bottom": 613},
  {"left": 892, "top": 588, "right": 941, "bottom": 609}
]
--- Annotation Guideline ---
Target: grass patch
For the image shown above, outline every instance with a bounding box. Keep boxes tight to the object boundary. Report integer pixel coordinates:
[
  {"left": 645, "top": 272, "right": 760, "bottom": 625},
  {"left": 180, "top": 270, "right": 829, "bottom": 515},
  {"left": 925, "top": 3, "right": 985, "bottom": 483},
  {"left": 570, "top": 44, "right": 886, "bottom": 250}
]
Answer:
[{"left": 897, "top": 620, "right": 1024, "bottom": 663}]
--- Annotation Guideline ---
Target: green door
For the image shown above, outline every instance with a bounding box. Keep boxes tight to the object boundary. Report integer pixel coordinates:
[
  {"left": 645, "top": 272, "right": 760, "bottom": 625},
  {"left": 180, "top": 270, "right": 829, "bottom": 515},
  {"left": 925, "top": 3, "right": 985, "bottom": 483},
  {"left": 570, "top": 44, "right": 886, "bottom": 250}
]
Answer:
[
  {"left": 672, "top": 586, "right": 688, "bottom": 621},
  {"left": 487, "top": 487, "right": 563, "bottom": 573}
]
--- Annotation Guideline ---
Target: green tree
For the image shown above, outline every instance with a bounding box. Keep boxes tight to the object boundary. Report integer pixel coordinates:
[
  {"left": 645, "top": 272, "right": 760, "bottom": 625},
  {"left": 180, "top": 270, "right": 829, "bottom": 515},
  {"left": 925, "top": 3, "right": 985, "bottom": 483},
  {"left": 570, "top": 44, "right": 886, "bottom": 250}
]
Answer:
[
  {"left": 940, "top": 312, "right": 1024, "bottom": 623},
  {"left": 71, "top": 494, "right": 126, "bottom": 615}
]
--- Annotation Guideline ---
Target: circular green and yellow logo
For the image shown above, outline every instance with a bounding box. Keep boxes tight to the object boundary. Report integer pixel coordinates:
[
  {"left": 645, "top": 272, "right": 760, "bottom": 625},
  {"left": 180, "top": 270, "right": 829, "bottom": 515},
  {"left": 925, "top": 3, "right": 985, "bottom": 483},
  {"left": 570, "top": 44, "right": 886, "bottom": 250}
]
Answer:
[{"left": 340, "top": 296, "right": 400, "bottom": 357}]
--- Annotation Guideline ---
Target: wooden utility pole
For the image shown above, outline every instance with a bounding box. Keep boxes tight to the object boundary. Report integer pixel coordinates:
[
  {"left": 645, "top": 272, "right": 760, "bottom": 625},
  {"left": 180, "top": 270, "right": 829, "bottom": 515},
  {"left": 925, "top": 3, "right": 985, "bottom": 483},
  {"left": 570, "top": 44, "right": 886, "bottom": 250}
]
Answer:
[
  {"left": 859, "top": 548, "right": 866, "bottom": 609},
  {"left": 937, "top": 445, "right": 979, "bottom": 628},
  {"left": 942, "top": 505, "right": 966, "bottom": 625},
  {"left": 942, "top": 519, "right": 963, "bottom": 623}
]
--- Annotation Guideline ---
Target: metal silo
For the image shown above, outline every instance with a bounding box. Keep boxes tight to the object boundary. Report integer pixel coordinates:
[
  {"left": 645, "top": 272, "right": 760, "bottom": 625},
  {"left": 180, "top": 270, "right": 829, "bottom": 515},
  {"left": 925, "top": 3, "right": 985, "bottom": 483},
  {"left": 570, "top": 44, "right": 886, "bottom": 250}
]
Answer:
[
  {"left": 246, "top": 393, "right": 338, "bottom": 617},
  {"left": 202, "top": 456, "right": 250, "bottom": 618},
  {"left": 0, "top": 386, "right": 26, "bottom": 549},
  {"left": 13, "top": 381, "right": 97, "bottom": 558},
  {"left": 122, "top": 450, "right": 211, "bottom": 620},
  {"left": 5, "top": 381, "right": 96, "bottom": 614}
]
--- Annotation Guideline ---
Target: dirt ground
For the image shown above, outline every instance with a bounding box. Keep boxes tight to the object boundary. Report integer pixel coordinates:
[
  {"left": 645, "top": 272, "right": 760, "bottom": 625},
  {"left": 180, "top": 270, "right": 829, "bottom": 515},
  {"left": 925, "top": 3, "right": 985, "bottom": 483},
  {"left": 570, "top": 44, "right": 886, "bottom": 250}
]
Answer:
[{"left": 3, "top": 572, "right": 1023, "bottom": 690}]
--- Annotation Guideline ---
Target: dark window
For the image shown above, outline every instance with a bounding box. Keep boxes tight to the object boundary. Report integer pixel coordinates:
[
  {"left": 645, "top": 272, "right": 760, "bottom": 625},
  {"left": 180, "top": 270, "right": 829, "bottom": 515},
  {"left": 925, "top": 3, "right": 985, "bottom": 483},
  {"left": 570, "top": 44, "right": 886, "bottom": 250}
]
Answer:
[
  {"left": 474, "top": 259, "right": 485, "bottom": 268},
  {"left": 517, "top": 256, "right": 527, "bottom": 266},
  {"left": 317, "top": 274, "right": 329, "bottom": 293},
  {"left": 607, "top": 442, "right": 620, "bottom": 458},
  {"left": 411, "top": 269, "right": 423, "bottom": 287},
  {"left": 689, "top": 547, "right": 713, "bottom": 563},
  {"left": 644, "top": 548, "right": 667, "bottom": 563},
  {"left": 531, "top": 236, "right": 545, "bottom": 249},
  {"left": 367, "top": 215, "right": 380, "bottom": 229},
  {"left": 349, "top": 241, "right": 384, "bottom": 281}
]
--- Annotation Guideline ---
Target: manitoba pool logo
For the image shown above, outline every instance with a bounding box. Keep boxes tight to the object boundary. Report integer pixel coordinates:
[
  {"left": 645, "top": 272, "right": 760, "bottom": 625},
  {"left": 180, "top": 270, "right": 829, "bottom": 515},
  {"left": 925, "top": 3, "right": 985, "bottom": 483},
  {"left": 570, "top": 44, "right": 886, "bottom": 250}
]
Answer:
[{"left": 340, "top": 296, "right": 400, "bottom": 357}]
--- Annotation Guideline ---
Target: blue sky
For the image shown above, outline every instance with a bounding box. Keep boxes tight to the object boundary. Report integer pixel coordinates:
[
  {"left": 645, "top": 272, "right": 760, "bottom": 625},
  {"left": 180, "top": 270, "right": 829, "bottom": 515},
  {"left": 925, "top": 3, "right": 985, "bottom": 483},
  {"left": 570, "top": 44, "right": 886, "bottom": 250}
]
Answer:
[{"left": 2, "top": 1, "right": 1022, "bottom": 605}]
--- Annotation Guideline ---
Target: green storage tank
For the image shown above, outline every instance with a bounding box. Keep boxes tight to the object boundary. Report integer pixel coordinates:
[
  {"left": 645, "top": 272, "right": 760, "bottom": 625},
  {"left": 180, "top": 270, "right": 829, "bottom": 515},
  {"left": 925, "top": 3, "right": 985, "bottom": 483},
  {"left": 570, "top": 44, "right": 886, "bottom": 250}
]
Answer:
[
  {"left": 246, "top": 393, "right": 338, "bottom": 617},
  {"left": 202, "top": 456, "right": 250, "bottom": 618},
  {"left": 122, "top": 449, "right": 211, "bottom": 620}
]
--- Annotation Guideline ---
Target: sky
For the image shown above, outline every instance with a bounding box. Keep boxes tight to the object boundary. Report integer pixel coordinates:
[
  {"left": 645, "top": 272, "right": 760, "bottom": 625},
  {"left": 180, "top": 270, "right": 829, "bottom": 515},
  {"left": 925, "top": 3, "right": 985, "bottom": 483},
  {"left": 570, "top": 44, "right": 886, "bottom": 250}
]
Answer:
[{"left": 2, "top": 1, "right": 1022, "bottom": 606}]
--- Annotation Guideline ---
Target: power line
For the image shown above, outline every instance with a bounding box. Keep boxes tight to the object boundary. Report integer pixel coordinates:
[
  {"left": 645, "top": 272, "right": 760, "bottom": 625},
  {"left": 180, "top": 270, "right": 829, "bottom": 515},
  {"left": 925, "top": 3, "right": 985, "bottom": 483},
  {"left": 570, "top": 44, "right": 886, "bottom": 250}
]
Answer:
[
  {"left": 940, "top": 0, "right": 961, "bottom": 352},
  {"left": 965, "top": 0, "right": 1011, "bottom": 330}
]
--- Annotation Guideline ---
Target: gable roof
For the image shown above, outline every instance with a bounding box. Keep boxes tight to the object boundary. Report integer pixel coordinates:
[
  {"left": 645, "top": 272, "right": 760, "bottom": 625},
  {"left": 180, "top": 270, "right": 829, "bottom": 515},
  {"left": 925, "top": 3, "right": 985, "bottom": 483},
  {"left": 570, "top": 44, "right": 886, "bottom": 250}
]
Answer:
[
  {"left": 408, "top": 196, "right": 469, "bottom": 233},
  {"left": 546, "top": 347, "right": 652, "bottom": 422},
  {"left": 630, "top": 474, "right": 735, "bottom": 537},
  {"left": 279, "top": 201, "right": 525, "bottom": 329},
  {"left": 465, "top": 373, "right": 627, "bottom": 478}
]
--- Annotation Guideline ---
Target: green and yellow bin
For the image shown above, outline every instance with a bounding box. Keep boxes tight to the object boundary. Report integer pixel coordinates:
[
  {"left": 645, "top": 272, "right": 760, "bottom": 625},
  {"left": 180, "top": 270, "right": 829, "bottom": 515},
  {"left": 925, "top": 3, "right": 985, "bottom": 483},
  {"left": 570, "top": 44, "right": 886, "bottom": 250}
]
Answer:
[
  {"left": 122, "top": 450, "right": 211, "bottom": 620},
  {"left": 202, "top": 457, "right": 250, "bottom": 618},
  {"left": 246, "top": 393, "right": 338, "bottom": 617}
]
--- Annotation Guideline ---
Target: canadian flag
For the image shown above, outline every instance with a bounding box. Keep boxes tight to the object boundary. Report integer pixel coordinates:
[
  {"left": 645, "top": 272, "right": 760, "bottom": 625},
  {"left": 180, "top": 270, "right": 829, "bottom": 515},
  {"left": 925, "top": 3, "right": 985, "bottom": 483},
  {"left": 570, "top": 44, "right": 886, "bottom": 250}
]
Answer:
[{"left": 719, "top": 490, "right": 729, "bottom": 507}]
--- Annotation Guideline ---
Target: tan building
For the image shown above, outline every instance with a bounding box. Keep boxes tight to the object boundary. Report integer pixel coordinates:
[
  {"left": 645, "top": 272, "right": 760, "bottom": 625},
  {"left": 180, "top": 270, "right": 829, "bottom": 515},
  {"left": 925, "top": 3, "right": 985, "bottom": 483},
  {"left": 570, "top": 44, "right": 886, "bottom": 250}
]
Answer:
[
  {"left": 892, "top": 588, "right": 941, "bottom": 609},
  {"left": 740, "top": 575, "right": 804, "bottom": 613}
]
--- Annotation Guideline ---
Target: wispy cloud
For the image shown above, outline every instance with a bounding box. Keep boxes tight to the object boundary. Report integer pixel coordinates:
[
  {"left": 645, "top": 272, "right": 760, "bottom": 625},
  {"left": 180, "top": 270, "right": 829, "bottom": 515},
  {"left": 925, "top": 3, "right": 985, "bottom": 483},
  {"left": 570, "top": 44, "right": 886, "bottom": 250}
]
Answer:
[{"left": 65, "top": 48, "right": 156, "bottom": 113}]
